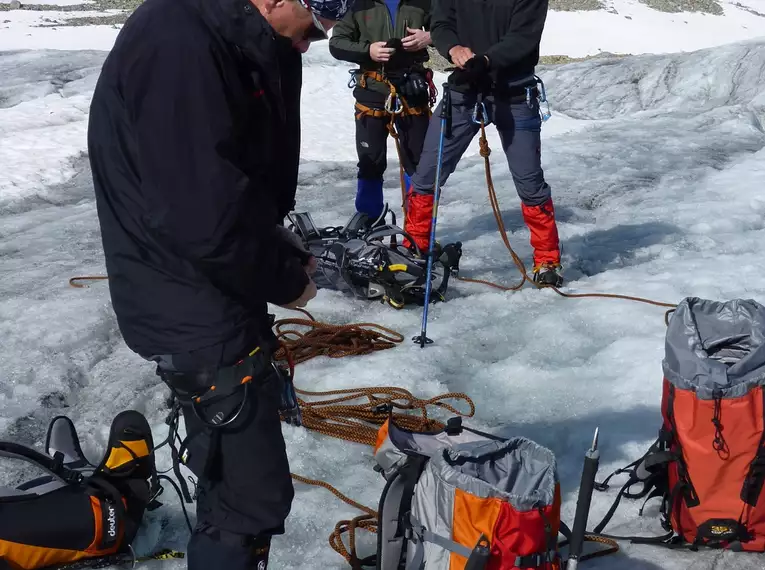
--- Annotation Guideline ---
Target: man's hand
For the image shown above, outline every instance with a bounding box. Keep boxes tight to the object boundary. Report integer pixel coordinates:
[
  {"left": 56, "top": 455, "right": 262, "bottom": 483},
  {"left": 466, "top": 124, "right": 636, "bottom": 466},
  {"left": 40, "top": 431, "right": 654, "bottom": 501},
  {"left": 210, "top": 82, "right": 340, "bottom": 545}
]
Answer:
[
  {"left": 281, "top": 278, "right": 317, "bottom": 309},
  {"left": 449, "top": 45, "right": 475, "bottom": 68},
  {"left": 304, "top": 255, "right": 318, "bottom": 276},
  {"left": 370, "top": 41, "right": 395, "bottom": 62},
  {"left": 402, "top": 27, "right": 431, "bottom": 51}
]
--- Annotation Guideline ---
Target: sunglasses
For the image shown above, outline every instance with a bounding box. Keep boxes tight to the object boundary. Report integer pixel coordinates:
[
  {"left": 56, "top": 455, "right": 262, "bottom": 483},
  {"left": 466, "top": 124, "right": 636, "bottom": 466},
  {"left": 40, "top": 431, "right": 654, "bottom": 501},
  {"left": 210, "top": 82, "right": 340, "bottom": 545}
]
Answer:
[{"left": 298, "top": 0, "right": 328, "bottom": 41}]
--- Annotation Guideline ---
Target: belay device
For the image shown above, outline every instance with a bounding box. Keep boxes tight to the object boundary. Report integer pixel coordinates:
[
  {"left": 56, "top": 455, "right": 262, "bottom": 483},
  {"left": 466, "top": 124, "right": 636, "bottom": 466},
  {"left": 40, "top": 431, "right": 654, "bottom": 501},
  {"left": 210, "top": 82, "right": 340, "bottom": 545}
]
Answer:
[
  {"left": 0, "top": 411, "right": 172, "bottom": 570},
  {"left": 287, "top": 206, "right": 462, "bottom": 309}
]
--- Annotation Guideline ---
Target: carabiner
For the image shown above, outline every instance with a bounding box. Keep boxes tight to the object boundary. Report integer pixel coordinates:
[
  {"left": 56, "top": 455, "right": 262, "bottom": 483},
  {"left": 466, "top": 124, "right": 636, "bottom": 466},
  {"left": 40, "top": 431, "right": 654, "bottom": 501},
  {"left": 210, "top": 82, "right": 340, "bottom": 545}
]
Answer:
[
  {"left": 534, "top": 75, "right": 552, "bottom": 122},
  {"left": 535, "top": 75, "right": 548, "bottom": 102},
  {"left": 385, "top": 93, "right": 404, "bottom": 115},
  {"left": 471, "top": 101, "right": 488, "bottom": 125}
]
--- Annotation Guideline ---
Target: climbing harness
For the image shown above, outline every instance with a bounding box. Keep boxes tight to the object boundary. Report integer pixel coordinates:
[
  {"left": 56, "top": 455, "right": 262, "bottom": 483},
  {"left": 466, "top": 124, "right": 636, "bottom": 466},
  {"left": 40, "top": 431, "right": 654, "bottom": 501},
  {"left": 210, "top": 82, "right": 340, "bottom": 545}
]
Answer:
[{"left": 349, "top": 68, "right": 438, "bottom": 210}]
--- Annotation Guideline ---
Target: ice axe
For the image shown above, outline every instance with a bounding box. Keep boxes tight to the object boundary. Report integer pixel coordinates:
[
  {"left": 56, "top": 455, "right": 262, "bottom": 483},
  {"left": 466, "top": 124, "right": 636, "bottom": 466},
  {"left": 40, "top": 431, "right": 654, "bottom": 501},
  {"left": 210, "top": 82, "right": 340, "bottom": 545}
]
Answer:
[
  {"left": 567, "top": 428, "right": 601, "bottom": 570},
  {"left": 413, "top": 83, "right": 452, "bottom": 348}
]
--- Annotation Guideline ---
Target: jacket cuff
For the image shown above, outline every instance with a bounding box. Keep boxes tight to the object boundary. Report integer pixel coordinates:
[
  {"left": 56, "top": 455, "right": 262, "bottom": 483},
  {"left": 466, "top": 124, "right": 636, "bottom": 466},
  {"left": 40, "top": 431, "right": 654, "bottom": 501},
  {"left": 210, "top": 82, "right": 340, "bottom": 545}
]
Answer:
[
  {"left": 266, "top": 257, "right": 310, "bottom": 307},
  {"left": 440, "top": 41, "right": 460, "bottom": 63}
]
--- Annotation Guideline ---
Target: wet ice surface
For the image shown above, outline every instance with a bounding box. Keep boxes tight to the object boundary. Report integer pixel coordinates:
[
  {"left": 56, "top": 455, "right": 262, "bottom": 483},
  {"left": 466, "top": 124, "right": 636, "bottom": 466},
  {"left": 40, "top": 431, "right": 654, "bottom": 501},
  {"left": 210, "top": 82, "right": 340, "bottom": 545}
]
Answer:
[{"left": 1, "top": 39, "right": 765, "bottom": 569}]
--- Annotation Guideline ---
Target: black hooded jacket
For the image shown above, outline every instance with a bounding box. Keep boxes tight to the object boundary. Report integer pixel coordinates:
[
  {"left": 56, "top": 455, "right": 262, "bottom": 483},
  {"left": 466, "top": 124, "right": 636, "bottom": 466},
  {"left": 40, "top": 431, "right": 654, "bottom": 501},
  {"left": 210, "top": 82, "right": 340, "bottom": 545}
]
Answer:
[{"left": 87, "top": 0, "right": 309, "bottom": 366}]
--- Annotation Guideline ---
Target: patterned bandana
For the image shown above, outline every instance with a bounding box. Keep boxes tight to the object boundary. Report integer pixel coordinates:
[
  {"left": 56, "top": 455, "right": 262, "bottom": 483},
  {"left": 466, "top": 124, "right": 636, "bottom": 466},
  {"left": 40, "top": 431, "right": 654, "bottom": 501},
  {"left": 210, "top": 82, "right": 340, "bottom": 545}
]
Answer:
[{"left": 303, "top": 0, "right": 353, "bottom": 21}]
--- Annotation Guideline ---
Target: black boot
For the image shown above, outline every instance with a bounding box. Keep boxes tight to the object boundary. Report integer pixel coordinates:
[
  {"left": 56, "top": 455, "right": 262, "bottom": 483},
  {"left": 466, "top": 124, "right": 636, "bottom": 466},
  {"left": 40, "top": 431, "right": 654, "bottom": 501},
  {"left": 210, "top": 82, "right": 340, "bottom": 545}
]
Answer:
[
  {"left": 188, "top": 524, "right": 271, "bottom": 570},
  {"left": 533, "top": 263, "right": 563, "bottom": 287}
]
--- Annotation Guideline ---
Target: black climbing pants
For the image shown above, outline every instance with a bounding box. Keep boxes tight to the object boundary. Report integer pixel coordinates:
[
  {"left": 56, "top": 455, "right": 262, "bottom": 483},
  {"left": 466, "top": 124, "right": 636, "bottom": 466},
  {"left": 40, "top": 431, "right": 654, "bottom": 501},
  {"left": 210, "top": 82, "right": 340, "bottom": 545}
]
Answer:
[
  {"left": 158, "top": 345, "right": 293, "bottom": 570},
  {"left": 355, "top": 111, "right": 430, "bottom": 180}
]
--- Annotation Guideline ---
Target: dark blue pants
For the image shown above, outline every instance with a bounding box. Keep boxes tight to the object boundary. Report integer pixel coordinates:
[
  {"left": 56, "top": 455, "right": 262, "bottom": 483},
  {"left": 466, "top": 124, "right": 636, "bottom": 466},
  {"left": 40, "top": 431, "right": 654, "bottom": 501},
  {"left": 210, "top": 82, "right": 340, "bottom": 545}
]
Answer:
[{"left": 410, "top": 90, "right": 551, "bottom": 207}]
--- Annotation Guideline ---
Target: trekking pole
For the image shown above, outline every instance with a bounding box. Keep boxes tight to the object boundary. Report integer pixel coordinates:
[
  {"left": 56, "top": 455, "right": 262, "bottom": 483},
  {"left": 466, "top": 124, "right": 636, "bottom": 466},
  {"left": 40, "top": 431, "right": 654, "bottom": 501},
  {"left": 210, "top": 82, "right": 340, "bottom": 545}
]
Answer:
[
  {"left": 567, "top": 428, "right": 601, "bottom": 570},
  {"left": 413, "top": 83, "right": 451, "bottom": 348}
]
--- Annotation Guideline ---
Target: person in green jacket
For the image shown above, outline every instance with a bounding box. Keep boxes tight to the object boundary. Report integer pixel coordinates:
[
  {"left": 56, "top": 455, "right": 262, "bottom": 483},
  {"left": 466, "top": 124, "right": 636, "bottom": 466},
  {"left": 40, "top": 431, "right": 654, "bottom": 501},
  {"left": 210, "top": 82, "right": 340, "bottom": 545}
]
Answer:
[{"left": 329, "top": 0, "right": 433, "bottom": 222}]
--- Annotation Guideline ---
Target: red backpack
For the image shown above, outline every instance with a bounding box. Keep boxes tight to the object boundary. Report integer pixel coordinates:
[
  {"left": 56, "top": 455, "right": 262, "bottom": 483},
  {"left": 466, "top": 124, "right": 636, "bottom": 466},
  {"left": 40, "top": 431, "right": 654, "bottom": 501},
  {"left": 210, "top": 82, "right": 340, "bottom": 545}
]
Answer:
[{"left": 594, "top": 297, "right": 765, "bottom": 551}]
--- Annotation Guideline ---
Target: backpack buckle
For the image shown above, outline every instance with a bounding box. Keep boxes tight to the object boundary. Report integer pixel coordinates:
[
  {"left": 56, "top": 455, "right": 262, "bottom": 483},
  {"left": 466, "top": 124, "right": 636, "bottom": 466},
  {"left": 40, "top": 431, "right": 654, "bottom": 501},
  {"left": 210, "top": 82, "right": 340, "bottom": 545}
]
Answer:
[{"left": 445, "top": 417, "right": 463, "bottom": 436}]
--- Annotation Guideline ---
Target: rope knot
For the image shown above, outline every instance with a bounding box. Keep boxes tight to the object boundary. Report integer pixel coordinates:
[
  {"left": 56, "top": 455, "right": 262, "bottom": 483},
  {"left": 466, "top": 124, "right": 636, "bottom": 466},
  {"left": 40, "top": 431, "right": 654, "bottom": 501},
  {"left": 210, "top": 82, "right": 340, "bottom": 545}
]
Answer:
[{"left": 479, "top": 137, "right": 491, "bottom": 158}]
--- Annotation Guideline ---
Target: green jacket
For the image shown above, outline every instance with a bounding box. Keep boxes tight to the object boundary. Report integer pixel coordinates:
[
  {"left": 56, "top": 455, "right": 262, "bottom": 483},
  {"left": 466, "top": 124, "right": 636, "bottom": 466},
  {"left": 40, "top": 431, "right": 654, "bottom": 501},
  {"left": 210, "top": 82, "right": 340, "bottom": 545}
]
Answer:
[{"left": 328, "top": 0, "right": 431, "bottom": 98}]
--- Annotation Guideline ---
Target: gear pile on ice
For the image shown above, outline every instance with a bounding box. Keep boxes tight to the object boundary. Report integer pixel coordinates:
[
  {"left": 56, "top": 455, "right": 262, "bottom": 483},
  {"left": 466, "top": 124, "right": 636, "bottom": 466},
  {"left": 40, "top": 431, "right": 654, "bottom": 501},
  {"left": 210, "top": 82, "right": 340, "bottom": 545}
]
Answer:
[{"left": 287, "top": 206, "right": 462, "bottom": 309}]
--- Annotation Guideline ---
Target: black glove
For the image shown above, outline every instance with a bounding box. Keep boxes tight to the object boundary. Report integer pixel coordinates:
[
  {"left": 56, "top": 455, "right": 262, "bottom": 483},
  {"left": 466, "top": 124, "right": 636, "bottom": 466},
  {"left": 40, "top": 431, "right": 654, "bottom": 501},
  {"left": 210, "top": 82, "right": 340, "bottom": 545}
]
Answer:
[
  {"left": 274, "top": 225, "right": 313, "bottom": 267},
  {"left": 452, "top": 55, "right": 491, "bottom": 88},
  {"left": 385, "top": 38, "right": 403, "bottom": 51},
  {"left": 465, "top": 55, "right": 490, "bottom": 77}
]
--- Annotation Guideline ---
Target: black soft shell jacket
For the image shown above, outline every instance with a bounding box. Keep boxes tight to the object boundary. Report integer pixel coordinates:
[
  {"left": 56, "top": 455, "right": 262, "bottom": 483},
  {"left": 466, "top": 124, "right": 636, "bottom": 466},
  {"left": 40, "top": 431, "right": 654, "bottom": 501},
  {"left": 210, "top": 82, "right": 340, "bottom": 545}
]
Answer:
[
  {"left": 87, "top": 0, "right": 308, "bottom": 364},
  {"left": 431, "top": 0, "right": 548, "bottom": 91}
]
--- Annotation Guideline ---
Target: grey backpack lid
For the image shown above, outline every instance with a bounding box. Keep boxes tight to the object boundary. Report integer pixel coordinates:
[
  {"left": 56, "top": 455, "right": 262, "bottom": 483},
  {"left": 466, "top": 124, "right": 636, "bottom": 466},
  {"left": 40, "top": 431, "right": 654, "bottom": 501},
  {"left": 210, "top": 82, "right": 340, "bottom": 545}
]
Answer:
[{"left": 663, "top": 297, "right": 765, "bottom": 399}]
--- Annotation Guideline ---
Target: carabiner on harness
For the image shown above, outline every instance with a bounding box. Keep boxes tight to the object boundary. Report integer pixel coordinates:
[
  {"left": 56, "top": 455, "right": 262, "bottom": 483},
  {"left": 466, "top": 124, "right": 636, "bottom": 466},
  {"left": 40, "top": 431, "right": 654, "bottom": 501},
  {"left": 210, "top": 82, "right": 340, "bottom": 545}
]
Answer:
[
  {"left": 385, "top": 92, "right": 404, "bottom": 115},
  {"left": 347, "top": 69, "right": 358, "bottom": 89},
  {"left": 533, "top": 75, "right": 552, "bottom": 122},
  {"left": 273, "top": 362, "right": 302, "bottom": 427},
  {"left": 471, "top": 100, "right": 488, "bottom": 125}
]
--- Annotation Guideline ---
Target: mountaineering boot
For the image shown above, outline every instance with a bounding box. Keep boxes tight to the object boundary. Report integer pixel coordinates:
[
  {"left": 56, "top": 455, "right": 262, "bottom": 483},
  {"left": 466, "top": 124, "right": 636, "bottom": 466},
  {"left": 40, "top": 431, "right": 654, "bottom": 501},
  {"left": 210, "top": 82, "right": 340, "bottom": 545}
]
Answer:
[
  {"left": 403, "top": 187, "right": 434, "bottom": 252},
  {"left": 355, "top": 178, "right": 384, "bottom": 221},
  {"left": 533, "top": 263, "right": 563, "bottom": 287},
  {"left": 521, "top": 198, "right": 563, "bottom": 287},
  {"left": 188, "top": 524, "right": 271, "bottom": 570}
]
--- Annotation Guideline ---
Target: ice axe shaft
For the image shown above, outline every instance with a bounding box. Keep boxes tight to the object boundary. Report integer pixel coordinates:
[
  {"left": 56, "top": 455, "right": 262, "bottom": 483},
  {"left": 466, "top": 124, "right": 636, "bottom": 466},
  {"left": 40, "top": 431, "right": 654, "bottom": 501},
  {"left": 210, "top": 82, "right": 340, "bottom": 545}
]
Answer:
[
  {"left": 413, "top": 83, "right": 451, "bottom": 348},
  {"left": 568, "top": 428, "right": 600, "bottom": 570}
]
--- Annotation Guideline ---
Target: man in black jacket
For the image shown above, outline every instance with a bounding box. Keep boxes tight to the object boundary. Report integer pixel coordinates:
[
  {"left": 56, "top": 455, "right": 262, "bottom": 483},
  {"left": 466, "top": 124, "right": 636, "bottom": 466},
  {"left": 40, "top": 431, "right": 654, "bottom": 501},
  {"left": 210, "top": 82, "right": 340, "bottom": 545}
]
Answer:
[
  {"left": 403, "top": 0, "right": 564, "bottom": 287},
  {"left": 87, "top": 0, "right": 352, "bottom": 568}
]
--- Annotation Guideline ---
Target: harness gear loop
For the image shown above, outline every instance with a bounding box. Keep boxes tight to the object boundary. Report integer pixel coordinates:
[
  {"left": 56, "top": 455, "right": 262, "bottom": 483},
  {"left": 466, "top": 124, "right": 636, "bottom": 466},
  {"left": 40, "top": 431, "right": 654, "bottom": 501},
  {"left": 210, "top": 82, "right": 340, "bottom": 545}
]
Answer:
[{"left": 534, "top": 74, "right": 552, "bottom": 121}]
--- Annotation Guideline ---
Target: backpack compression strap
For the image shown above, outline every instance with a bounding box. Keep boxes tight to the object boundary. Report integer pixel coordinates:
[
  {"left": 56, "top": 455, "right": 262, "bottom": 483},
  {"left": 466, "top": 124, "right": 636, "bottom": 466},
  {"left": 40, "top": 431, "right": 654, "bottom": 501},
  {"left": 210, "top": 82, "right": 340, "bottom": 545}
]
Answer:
[{"left": 591, "top": 433, "right": 677, "bottom": 543}]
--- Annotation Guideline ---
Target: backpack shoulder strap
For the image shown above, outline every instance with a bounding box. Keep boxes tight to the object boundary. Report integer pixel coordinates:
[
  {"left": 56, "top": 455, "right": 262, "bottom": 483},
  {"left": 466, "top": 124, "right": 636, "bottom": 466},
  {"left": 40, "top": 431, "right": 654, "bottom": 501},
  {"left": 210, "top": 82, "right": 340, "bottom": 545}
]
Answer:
[{"left": 376, "top": 455, "right": 429, "bottom": 570}]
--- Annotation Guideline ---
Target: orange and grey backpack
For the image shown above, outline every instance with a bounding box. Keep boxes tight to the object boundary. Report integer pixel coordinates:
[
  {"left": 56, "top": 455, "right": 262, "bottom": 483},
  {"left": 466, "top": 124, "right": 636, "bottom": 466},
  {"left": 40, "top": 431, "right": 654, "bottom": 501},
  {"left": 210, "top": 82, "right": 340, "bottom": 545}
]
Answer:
[
  {"left": 370, "top": 416, "right": 564, "bottom": 570},
  {"left": 593, "top": 297, "right": 765, "bottom": 551},
  {"left": 0, "top": 410, "right": 176, "bottom": 570}
]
